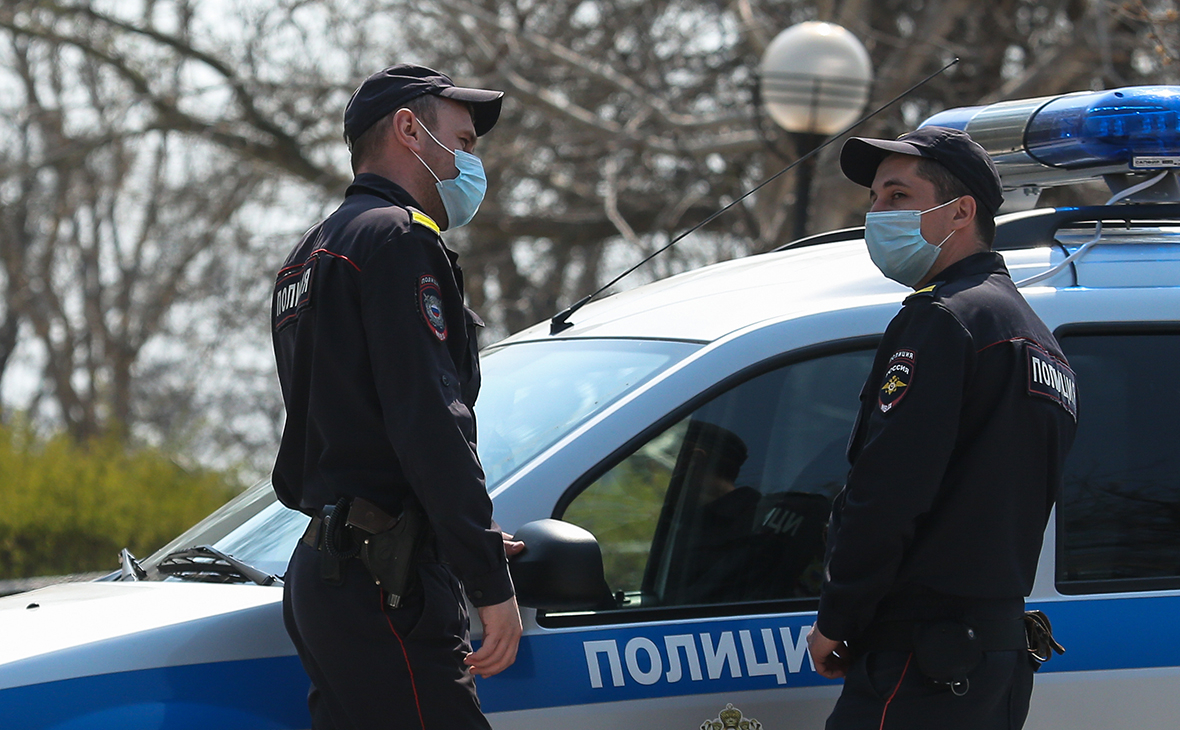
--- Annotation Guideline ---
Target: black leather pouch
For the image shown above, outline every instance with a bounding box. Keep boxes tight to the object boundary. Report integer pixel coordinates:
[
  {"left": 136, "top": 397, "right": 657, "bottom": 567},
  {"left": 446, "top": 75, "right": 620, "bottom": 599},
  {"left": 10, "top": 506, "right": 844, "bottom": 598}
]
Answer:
[{"left": 912, "top": 620, "right": 982, "bottom": 688}]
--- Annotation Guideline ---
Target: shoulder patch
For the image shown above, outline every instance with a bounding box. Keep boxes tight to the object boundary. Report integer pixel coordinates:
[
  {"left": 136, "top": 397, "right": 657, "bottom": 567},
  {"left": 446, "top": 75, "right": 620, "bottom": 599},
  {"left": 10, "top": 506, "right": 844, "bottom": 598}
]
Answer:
[
  {"left": 418, "top": 274, "right": 447, "bottom": 341},
  {"left": 879, "top": 349, "right": 916, "bottom": 413},
  {"left": 273, "top": 257, "right": 317, "bottom": 331},
  {"left": 904, "top": 282, "right": 941, "bottom": 302},
  {"left": 1026, "top": 345, "right": 1078, "bottom": 421},
  {"left": 410, "top": 210, "right": 441, "bottom": 235}
]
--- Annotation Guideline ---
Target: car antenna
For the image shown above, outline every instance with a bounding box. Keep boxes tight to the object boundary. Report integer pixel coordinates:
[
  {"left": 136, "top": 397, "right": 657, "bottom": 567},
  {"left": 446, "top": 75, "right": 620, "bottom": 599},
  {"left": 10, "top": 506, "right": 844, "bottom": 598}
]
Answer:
[{"left": 549, "top": 58, "right": 960, "bottom": 335}]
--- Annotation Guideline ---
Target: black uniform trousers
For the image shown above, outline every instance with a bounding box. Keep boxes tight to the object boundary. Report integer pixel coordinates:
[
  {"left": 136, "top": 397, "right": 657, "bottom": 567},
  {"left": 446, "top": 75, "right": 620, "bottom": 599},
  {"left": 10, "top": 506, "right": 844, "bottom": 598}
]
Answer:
[
  {"left": 826, "top": 649, "right": 1034, "bottom": 730},
  {"left": 282, "top": 542, "right": 491, "bottom": 730}
]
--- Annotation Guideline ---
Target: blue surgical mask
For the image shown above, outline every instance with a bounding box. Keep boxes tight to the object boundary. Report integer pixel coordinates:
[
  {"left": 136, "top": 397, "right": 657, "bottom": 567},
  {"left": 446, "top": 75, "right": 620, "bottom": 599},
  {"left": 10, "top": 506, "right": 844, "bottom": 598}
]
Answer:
[
  {"left": 863, "top": 197, "right": 960, "bottom": 287},
  {"left": 411, "top": 119, "right": 487, "bottom": 229}
]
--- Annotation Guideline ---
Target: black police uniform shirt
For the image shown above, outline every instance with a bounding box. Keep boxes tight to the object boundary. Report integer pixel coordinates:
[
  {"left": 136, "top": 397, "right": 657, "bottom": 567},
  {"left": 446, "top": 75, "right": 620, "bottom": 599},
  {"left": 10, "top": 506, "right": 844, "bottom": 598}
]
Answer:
[
  {"left": 817, "top": 251, "right": 1078, "bottom": 642},
  {"left": 270, "top": 173, "right": 512, "bottom": 607}
]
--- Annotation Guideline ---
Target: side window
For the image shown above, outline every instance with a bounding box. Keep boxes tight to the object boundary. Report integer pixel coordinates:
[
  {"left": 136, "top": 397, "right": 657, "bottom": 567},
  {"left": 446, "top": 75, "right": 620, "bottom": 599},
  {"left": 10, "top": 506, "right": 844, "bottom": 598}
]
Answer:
[
  {"left": 1057, "top": 331, "right": 1180, "bottom": 593},
  {"left": 560, "top": 347, "right": 874, "bottom": 613}
]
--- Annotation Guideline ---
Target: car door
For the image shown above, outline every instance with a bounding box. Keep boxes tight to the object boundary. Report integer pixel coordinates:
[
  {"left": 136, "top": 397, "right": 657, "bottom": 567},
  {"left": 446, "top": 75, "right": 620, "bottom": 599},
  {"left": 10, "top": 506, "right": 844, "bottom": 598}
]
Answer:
[
  {"left": 1026, "top": 324, "right": 1180, "bottom": 730},
  {"left": 484, "top": 342, "right": 876, "bottom": 729}
]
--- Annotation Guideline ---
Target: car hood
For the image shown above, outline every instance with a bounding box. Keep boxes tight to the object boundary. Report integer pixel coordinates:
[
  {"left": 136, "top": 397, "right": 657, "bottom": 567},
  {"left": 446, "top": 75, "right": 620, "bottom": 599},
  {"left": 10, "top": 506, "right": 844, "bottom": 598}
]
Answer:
[{"left": 0, "top": 581, "right": 292, "bottom": 690}]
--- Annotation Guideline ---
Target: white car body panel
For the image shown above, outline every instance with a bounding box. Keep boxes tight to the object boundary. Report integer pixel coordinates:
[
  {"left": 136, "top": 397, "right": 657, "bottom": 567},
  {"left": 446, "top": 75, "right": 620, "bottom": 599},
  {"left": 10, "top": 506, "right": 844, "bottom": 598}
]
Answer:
[{"left": 0, "top": 583, "right": 290, "bottom": 686}]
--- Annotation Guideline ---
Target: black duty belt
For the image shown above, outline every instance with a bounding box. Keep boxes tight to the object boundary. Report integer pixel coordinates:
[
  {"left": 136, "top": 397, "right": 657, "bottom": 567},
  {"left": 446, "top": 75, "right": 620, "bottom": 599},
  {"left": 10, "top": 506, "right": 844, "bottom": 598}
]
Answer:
[
  {"left": 853, "top": 612, "right": 1062, "bottom": 696},
  {"left": 855, "top": 617, "right": 1028, "bottom": 653},
  {"left": 301, "top": 497, "right": 399, "bottom": 552},
  {"left": 301, "top": 499, "right": 437, "bottom": 561}
]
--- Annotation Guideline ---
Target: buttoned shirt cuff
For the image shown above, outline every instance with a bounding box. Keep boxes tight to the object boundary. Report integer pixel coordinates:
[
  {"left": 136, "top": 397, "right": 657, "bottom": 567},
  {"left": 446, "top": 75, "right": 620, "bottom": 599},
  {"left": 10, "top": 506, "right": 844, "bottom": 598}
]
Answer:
[{"left": 462, "top": 565, "right": 515, "bottom": 607}]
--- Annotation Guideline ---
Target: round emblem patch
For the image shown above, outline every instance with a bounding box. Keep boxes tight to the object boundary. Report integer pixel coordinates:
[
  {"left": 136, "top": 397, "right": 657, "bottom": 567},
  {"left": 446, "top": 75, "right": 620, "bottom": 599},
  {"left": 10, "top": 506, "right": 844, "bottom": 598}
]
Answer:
[
  {"left": 418, "top": 275, "right": 447, "bottom": 341},
  {"left": 879, "top": 349, "right": 915, "bottom": 413}
]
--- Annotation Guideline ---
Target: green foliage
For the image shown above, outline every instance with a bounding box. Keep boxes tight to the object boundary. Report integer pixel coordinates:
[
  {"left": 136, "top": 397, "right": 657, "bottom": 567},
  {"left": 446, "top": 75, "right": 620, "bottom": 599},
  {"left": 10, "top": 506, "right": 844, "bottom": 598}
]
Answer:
[
  {"left": 565, "top": 458, "right": 669, "bottom": 592},
  {"left": 564, "top": 423, "right": 686, "bottom": 592},
  {"left": 0, "top": 423, "right": 237, "bottom": 579}
]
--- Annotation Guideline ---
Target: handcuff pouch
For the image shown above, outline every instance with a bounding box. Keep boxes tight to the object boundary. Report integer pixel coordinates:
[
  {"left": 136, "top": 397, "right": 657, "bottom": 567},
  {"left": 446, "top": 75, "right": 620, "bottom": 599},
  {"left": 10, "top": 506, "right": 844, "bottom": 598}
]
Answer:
[{"left": 912, "top": 620, "right": 982, "bottom": 687}]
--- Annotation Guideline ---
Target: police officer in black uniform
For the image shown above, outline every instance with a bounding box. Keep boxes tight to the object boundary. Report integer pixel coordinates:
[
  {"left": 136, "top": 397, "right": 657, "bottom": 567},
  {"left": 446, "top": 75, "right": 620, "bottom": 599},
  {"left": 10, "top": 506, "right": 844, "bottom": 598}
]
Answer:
[
  {"left": 806, "top": 127, "right": 1077, "bottom": 729},
  {"left": 271, "top": 64, "right": 520, "bottom": 730}
]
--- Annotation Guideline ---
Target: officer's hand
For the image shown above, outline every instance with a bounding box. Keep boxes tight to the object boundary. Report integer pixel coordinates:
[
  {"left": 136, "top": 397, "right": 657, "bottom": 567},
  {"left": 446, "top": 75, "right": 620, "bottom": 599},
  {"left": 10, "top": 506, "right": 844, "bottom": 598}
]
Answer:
[
  {"left": 466, "top": 596, "right": 522, "bottom": 678},
  {"left": 807, "top": 625, "right": 851, "bottom": 680},
  {"left": 502, "top": 532, "right": 525, "bottom": 557}
]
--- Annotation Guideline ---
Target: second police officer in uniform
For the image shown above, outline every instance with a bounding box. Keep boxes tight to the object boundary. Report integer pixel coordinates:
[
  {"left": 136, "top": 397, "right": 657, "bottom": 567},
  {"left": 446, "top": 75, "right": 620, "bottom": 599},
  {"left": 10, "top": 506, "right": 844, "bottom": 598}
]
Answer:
[
  {"left": 807, "top": 127, "right": 1076, "bottom": 729},
  {"left": 271, "top": 65, "right": 521, "bottom": 730}
]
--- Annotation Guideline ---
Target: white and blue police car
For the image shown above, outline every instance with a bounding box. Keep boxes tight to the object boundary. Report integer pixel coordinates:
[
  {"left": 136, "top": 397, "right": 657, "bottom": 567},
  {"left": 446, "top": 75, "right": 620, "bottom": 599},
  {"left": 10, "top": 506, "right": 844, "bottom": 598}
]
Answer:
[{"left": 1, "top": 86, "right": 1179, "bottom": 730}]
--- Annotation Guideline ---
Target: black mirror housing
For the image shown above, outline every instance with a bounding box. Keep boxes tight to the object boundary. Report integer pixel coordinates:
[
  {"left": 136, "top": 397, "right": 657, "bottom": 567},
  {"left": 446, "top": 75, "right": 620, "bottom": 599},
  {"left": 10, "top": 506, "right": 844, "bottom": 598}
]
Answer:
[{"left": 509, "top": 519, "right": 612, "bottom": 611}]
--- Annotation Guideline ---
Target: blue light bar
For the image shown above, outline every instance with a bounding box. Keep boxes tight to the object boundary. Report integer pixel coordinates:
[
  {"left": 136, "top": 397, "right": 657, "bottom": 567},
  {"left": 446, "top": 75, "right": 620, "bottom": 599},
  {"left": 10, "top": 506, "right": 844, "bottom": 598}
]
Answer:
[
  {"left": 920, "top": 86, "right": 1180, "bottom": 189},
  {"left": 1025, "top": 86, "right": 1180, "bottom": 168}
]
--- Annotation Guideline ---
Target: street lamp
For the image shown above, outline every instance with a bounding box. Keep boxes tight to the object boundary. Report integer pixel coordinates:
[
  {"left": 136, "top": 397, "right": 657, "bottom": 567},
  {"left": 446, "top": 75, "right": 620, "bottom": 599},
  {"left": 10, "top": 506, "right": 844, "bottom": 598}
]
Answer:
[{"left": 760, "top": 22, "right": 873, "bottom": 240}]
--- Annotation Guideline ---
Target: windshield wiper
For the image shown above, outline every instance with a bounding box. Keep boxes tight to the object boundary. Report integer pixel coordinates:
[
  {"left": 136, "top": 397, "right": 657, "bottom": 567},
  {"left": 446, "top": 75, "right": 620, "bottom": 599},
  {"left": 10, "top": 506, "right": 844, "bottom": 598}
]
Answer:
[
  {"left": 155, "top": 545, "right": 281, "bottom": 587},
  {"left": 118, "top": 548, "right": 147, "bottom": 581}
]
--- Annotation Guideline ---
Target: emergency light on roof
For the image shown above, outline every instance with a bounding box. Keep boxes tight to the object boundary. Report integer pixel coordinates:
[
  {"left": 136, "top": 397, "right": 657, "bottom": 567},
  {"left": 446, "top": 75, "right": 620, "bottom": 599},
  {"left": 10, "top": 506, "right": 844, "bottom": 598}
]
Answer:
[{"left": 921, "top": 86, "right": 1180, "bottom": 190}]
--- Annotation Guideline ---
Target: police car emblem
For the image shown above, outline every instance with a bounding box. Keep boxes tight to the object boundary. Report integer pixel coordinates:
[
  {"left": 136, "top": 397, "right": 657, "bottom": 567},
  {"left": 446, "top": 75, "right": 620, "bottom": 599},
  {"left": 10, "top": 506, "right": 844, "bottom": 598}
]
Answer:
[
  {"left": 879, "top": 349, "right": 915, "bottom": 413},
  {"left": 418, "top": 275, "right": 447, "bottom": 341},
  {"left": 701, "top": 704, "right": 762, "bottom": 730}
]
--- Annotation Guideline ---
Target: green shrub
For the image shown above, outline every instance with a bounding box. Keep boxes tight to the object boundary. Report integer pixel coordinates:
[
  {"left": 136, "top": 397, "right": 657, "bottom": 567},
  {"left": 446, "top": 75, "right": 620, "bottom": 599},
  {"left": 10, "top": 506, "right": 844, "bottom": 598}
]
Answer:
[{"left": 0, "top": 423, "right": 238, "bottom": 579}]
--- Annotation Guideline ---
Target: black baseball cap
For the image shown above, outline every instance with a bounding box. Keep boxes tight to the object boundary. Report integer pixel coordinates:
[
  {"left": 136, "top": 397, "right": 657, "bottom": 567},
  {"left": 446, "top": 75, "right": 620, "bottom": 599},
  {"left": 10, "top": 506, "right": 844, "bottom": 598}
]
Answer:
[
  {"left": 839, "top": 126, "right": 1004, "bottom": 216},
  {"left": 343, "top": 64, "right": 504, "bottom": 145}
]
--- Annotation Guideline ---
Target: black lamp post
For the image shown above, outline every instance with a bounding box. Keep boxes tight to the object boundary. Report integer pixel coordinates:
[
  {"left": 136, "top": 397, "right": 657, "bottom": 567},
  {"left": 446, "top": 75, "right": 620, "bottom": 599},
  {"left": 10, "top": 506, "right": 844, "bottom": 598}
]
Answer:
[{"left": 760, "top": 22, "right": 873, "bottom": 241}]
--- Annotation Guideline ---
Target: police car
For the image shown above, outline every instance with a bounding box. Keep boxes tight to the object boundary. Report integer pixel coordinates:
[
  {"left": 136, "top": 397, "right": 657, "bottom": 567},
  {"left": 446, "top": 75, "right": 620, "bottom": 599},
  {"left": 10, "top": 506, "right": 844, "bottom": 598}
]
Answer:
[{"left": 1, "top": 86, "right": 1179, "bottom": 730}]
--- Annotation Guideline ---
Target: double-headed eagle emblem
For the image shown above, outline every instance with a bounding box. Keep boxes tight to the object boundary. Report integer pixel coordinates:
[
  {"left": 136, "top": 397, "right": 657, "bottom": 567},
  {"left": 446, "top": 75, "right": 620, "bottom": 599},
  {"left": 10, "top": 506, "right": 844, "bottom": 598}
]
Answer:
[{"left": 700, "top": 703, "right": 763, "bottom": 730}]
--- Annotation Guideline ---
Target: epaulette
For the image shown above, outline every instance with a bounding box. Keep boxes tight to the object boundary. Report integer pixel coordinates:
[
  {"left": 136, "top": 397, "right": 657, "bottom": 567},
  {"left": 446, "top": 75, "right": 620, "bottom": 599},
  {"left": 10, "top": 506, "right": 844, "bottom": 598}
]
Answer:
[
  {"left": 408, "top": 208, "right": 441, "bottom": 236},
  {"left": 904, "top": 281, "right": 943, "bottom": 302}
]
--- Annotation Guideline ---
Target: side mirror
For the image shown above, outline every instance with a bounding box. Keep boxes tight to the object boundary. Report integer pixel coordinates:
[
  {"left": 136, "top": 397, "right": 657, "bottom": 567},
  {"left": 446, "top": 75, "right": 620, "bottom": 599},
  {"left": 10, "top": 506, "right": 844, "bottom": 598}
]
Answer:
[{"left": 509, "top": 519, "right": 612, "bottom": 611}]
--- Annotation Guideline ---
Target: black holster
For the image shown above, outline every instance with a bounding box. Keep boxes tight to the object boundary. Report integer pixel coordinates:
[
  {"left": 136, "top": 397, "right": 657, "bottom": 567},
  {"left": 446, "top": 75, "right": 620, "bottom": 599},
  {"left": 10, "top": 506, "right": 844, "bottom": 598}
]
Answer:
[{"left": 346, "top": 497, "right": 427, "bottom": 609}]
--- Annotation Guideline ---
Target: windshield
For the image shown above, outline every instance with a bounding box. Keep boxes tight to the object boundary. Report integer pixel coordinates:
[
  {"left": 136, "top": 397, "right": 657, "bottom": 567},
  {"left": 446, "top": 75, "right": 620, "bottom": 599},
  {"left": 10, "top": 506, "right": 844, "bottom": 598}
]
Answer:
[
  {"left": 475, "top": 338, "right": 700, "bottom": 487},
  {"left": 136, "top": 338, "right": 698, "bottom": 581},
  {"left": 140, "top": 480, "right": 305, "bottom": 579}
]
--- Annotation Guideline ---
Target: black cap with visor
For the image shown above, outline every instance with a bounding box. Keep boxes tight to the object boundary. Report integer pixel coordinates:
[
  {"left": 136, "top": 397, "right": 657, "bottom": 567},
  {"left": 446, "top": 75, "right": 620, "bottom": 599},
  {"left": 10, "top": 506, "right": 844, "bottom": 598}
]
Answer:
[
  {"left": 839, "top": 126, "right": 1004, "bottom": 216},
  {"left": 344, "top": 64, "right": 504, "bottom": 145}
]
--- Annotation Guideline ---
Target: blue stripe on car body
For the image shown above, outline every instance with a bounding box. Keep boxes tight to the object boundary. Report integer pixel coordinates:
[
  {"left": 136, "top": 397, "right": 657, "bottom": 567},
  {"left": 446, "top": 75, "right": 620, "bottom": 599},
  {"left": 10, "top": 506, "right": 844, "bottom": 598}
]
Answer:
[{"left": 1, "top": 595, "right": 1176, "bottom": 725}]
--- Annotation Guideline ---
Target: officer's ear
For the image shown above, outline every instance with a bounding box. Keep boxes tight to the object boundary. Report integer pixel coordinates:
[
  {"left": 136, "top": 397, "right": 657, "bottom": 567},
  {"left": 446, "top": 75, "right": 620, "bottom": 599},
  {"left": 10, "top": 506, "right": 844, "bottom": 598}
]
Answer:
[
  {"left": 952, "top": 195, "right": 990, "bottom": 250},
  {"left": 951, "top": 195, "right": 976, "bottom": 232},
  {"left": 391, "top": 108, "right": 426, "bottom": 154}
]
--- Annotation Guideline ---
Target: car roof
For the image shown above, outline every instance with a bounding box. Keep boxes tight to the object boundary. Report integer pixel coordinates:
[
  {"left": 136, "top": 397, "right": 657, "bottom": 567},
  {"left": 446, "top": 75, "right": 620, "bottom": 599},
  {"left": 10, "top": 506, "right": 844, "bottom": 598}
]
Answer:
[
  {"left": 499, "top": 236, "right": 905, "bottom": 344},
  {"left": 495, "top": 201, "right": 1180, "bottom": 346}
]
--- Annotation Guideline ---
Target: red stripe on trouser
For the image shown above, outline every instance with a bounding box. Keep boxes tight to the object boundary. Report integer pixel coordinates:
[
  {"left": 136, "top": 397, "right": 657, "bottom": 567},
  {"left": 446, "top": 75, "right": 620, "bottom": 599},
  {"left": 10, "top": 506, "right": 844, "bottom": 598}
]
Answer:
[
  {"left": 879, "top": 652, "right": 912, "bottom": 730},
  {"left": 380, "top": 590, "right": 426, "bottom": 729}
]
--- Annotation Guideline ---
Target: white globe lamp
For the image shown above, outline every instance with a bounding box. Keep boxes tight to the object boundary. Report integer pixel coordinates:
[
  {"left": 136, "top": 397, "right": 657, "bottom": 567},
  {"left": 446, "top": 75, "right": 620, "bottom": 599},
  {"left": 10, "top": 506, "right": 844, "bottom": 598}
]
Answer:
[
  {"left": 759, "top": 22, "right": 873, "bottom": 239},
  {"left": 760, "top": 22, "right": 873, "bottom": 135}
]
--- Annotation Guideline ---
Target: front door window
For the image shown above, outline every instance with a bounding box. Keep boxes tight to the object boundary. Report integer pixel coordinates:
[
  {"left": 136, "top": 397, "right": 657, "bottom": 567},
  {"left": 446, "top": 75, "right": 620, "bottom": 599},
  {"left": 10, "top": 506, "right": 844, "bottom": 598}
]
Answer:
[{"left": 560, "top": 347, "right": 875, "bottom": 614}]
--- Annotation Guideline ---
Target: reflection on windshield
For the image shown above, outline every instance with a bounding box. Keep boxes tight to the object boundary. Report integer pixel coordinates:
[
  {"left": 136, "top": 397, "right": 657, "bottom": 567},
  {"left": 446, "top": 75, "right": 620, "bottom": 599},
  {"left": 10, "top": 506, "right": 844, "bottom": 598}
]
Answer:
[
  {"left": 141, "top": 480, "right": 307, "bottom": 580},
  {"left": 476, "top": 339, "right": 699, "bottom": 487},
  {"left": 140, "top": 339, "right": 699, "bottom": 582},
  {"left": 211, "top": 500, "right": 308, "bottom": 577}
]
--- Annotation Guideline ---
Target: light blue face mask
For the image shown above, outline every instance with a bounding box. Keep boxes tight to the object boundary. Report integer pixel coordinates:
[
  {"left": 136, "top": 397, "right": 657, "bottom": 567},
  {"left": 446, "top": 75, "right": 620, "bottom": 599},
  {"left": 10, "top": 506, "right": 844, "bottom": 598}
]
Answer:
[
  {"left": 863, "top": 197, "right": 960, "bottom": 287},
  {"left": 411, "top": 118, "right": 487, "bottom": 230}
]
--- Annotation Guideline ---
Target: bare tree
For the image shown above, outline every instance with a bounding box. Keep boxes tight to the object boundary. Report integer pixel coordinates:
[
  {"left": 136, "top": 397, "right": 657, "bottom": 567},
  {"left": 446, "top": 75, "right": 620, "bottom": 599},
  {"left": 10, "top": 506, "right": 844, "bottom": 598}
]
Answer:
[{"left": 0, "top": 4, "right": 272, "bottom": 441}]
